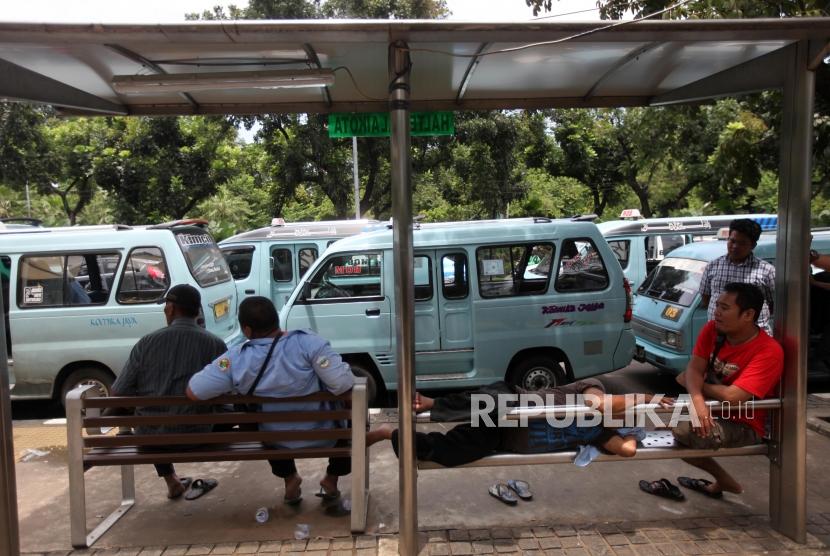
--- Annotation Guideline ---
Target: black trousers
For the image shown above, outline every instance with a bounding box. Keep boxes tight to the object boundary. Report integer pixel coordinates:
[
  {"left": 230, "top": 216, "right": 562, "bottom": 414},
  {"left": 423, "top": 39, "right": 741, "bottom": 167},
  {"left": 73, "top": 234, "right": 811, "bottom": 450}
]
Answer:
[
  {"left": 154, "top": 463, "right": 175, "bottom": 477},
  {"left": 268, "top": 439, "right": 352, "bottom": 478},
  {"left": 390, "top": 425, "right": 504, "bottom": 468}
]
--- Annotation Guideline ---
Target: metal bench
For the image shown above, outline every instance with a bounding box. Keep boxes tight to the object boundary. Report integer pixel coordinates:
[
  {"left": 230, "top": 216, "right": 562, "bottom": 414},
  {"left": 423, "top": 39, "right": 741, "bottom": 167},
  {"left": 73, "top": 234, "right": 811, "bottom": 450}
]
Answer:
[
  {"left": 416, "top": 398, "right": 781, "bottom": 469},
  {"left": 66, "top": 377, "right": 370, "bottom": 549}
]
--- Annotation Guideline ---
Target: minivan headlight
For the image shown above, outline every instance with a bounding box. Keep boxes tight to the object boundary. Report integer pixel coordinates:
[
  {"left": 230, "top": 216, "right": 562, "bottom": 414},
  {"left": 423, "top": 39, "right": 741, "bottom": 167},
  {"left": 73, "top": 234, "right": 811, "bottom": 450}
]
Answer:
[{"left": 663, "top": 331, "right": 683, "bottom": 350}]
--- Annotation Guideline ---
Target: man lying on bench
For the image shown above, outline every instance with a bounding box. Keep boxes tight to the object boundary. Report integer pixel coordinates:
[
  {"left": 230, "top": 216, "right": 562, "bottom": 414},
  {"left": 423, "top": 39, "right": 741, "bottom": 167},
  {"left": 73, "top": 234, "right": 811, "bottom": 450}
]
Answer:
[{"left": 367, "top": 379, "right": 671, "bottom": 469}]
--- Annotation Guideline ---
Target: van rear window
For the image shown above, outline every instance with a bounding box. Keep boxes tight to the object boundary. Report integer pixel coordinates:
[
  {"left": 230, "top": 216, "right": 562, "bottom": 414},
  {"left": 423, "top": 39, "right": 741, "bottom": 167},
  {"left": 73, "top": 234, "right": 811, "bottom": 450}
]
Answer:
[
  {"left": 174, "top": 230, "right": 232, "bottom": 287},
  {"left": 637, "top": 257, "right": 708, "bottom": 307},
  {"left": 477, "top": 243, "right": 553, "bottom": 298}
]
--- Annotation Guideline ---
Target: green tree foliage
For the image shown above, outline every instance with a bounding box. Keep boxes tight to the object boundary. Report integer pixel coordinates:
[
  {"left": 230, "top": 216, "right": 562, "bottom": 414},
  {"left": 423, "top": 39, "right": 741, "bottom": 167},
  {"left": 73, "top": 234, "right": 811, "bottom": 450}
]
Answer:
[
  {"left": 93, "top": 116, "right": 239, "bottom": 223},
  {"left": 0, "top": 103, "right": 49, "bottom": 189}
]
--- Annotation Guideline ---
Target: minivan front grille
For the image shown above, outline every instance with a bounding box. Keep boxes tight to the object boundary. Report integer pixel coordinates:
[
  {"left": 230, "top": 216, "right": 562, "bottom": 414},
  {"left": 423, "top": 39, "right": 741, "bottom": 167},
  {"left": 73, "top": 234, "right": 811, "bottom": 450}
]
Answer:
[{"left": 632, "top": 317, "right": 664, "bottom": 346}]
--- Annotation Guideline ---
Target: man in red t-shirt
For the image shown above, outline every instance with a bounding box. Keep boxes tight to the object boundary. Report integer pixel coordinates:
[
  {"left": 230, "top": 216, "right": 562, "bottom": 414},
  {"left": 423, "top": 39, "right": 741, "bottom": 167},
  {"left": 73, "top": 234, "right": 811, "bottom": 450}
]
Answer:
[{"left": 672, "top": 282, "right": 783, "bottom": 498}]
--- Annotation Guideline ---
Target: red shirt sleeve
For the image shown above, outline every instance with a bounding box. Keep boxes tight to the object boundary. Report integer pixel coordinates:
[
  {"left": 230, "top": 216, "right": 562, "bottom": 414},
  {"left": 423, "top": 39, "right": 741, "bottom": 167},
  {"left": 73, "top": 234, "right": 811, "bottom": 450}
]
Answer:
[
  {"left": 729, "top": 336, "right": 784, "bottom": 399},
  {"left": 692, "top": 320, "right": 717, "bottom": 360}
]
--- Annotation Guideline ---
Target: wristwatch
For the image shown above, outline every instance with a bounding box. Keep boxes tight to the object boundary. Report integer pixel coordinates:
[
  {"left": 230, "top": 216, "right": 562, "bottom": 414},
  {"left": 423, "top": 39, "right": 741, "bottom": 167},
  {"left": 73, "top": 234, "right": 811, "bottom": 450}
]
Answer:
[{"left": 810, "top": 249, "right": 820, "bottom": 263}]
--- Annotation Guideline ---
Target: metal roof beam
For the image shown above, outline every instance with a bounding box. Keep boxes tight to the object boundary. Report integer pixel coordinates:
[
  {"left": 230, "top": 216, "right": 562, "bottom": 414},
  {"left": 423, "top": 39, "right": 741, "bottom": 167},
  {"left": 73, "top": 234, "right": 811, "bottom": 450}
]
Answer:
[
  {"left": 583, "top": 42, "right": 660, "bottom": 101},
  {"left": 0, "top": 58, "right": 127, "bottom": 115},
  {"left": 650, "top": 46, "right": 789, "bottom": 106},
  {"left": 105, "top": 44, "right": 198, "bottom": 109},
  {"left": 303, "top": 43, "right": 332, "bottom": 107},
  {"left": 455, "top": 43, "right": 488, "bottom": 104}
]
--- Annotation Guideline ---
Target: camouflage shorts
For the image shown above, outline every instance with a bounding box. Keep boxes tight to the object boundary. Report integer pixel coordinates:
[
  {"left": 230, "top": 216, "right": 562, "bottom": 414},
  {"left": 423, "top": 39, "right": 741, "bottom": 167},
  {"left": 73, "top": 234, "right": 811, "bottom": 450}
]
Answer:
[{"left": 672, "top": 419, "right": 760, "bottom": 450}]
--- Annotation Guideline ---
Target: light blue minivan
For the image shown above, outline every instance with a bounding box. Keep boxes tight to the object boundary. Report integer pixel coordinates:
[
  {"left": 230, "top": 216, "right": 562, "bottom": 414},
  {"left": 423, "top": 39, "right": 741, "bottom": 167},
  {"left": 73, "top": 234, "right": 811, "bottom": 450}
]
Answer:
[
  {"left": 280, "top": 217, "right": 636, "bottom": 402},
  {"left": 0, "top": 220, "right": 240, "bottom": 402},
  {"left": 631, "top": 233, "right": 830, "bottom": 373},
  {"left": 220, "top": 218, "right": 379, "bottom": 311},
  {"left": 598, "top": 212, "right": 778, "bottom": 291}
]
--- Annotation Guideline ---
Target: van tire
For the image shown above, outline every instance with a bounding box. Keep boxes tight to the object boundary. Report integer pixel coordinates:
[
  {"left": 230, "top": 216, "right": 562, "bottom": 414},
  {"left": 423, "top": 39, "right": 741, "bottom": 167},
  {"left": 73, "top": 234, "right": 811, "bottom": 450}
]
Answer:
[
  {"left": 508, "top": 356, "right": 567, "bottom": 391},
  {"left": 59, "top": 367, "right": 113, "bottom": 407},
  {"left": 349, "top": 363, "right": 385, "bottom": 407}
]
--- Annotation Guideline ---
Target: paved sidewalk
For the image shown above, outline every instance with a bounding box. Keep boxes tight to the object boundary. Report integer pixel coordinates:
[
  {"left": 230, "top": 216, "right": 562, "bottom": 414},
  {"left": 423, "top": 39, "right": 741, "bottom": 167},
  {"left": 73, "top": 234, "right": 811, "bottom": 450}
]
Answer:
[
  {"left": 21, "top": 514, "right": 830, "bottom": 555},
  {"left": 13, "top": 395, "right": 830, "bottom": 555}
]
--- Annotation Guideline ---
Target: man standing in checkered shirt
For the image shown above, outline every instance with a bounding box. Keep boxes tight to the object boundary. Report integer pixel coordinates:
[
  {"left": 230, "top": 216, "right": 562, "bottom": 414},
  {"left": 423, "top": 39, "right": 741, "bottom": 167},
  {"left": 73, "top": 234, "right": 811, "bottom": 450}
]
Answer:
[{"left": 699, "top": 218, "right": 775, "bottom": 334}]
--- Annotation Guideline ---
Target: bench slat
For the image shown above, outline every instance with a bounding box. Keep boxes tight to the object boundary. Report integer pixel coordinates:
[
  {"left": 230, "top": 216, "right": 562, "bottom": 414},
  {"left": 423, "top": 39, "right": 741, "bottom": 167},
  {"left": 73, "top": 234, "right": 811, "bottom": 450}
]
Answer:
[
  {"left": 83, "top": 410, "right": 352, "bottom": 428},
  {"left": 83, "top": 446, "right": 352, "bottom": 466},
  {"left": 82, "top": 392, "right": 349, "bottom": 408},
  {"left": 83, "top": 429, "right": 352, "bottom": 448}
]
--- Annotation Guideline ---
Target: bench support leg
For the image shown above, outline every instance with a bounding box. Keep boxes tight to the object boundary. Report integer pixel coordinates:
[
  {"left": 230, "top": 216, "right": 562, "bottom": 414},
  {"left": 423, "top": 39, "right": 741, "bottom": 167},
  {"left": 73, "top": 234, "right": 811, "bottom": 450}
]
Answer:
[
  {"left": 770, "top": 39, "right": 812, "bottom": 544},
  {"left": 83, "top": 465, "right": 135, "bottom": 548},
  {"left": 351, "top": 378, "right": 369, "bottom": 533},
  {"left": 66, "top": 388, "right": 136, "bottom": 548}
]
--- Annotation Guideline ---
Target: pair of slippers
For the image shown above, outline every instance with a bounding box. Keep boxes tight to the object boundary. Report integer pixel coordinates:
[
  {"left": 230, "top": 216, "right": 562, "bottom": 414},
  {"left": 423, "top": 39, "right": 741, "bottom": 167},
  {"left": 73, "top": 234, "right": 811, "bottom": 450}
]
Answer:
[
  {"left": 639, "top": 477, "right": 723, "bottom": 501},
  {"left": 285, "top": 486, "right": 341, "bottom": 506},
  {"left": 488, "top": 480, "right": 533, "bottom": 506},
  {"left": 169, "top": 477, "right": 218, "bottom": 500}
]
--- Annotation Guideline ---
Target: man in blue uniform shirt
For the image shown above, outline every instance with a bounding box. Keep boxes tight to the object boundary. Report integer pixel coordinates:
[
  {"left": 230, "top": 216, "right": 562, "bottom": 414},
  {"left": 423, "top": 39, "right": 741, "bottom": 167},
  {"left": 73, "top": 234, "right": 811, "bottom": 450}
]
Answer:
[{"left": 187, "top": 296, "right": 354, "bottom": 505}]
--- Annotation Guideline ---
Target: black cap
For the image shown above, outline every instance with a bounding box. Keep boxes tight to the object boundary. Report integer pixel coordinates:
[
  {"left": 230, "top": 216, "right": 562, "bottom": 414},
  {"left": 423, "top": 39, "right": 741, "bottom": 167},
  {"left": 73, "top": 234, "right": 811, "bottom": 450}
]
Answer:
[{"left": 159, "top": 284, "right": 201, "bottom": 313}]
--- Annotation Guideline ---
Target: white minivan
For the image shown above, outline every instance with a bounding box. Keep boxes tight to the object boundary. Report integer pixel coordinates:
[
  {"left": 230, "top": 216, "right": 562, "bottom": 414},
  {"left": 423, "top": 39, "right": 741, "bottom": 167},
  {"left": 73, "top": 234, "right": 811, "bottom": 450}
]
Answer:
[
  {"left": 280, "top": 217, "right": 635, "bottom": 402},
  {"left": 0, "top": 220, "right": 240, "bottom": 402},
  {"left": 220, "top": 218, "right": 379, "bottom": 311}
]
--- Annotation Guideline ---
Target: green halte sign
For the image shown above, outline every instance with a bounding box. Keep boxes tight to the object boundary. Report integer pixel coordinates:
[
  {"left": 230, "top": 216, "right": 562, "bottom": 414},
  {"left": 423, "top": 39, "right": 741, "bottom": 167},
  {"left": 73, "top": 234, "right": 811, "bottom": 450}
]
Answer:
[{"left": 328, "top": 111, "right": 454, "bottom": 138}]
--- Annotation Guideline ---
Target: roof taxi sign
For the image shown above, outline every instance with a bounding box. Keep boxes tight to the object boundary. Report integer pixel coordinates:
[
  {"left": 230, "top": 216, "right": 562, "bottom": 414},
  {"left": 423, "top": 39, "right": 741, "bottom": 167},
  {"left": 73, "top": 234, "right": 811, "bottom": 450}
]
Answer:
[{"left": 328, "top": 111, "right": 454, "bottom": 138}]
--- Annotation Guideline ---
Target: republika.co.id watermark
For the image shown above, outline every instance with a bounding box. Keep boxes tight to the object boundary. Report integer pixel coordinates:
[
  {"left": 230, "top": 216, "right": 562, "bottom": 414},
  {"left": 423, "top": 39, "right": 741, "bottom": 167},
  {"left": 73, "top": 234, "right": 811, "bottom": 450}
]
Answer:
[{"left": 469, "top": 393, "right": 754, "bottom": 428}]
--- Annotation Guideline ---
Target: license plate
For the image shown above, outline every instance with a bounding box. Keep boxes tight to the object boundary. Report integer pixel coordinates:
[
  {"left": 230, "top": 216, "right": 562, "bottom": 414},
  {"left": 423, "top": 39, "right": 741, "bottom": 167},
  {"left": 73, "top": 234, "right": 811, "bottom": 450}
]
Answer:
[
  {"left": 661, "top": 305, "right": 683, "bottom": 321},
  {"left": 213, "top": 299, "right": 229, "bottom": 320}
]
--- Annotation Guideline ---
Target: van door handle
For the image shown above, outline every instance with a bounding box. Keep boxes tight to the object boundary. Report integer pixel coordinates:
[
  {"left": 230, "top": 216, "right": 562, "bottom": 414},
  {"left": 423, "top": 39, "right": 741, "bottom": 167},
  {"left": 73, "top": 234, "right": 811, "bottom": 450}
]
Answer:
[
  {"left": 244, "top": 289, "right": 255, "bottom": 294},
  {"left": 365, "top": 308, "right": 381, "bottom": 317}
]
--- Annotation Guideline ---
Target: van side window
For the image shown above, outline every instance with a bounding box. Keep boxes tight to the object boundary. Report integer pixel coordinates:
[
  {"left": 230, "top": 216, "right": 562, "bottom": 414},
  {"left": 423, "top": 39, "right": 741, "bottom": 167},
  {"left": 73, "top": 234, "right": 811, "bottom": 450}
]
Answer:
[
  {"left": 117, "top": 247, "right": 170, "bottom": 304},
  {"left": 305, "top": 252, "right": 382, "bottom": 300},
  {"left": 607, "top": 240, "right": 630, "bottom": 269},
  {"left": 413, "top": 256, "right": 433, "bottom": 301},
  {"left": 476, "top": 243, "right": 553, "bottom": 298},
  {"left": 555, "top": 239, "right": 609, "bottom": 292},
  {"left": 441, "top": 253, "right": 469, "bottom": 299},
  {"left": 19, "top": 253, "right": 121, "bottom": 308},
  {"left": 298, "top": 248, "right": 318, "bottom": 278},
  {"left": 223, "top": 247, "right": 254, "bottom": 280},
  {"left": 271, "top": 248, "right": 293, "bottom": 282}
]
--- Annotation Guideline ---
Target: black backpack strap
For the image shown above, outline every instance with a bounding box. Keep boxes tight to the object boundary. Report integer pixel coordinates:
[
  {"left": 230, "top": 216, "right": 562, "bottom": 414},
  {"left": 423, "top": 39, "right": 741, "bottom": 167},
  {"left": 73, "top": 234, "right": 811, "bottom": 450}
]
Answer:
[{"left": 245, "top": 333, "right": 281, "bottom": 396}]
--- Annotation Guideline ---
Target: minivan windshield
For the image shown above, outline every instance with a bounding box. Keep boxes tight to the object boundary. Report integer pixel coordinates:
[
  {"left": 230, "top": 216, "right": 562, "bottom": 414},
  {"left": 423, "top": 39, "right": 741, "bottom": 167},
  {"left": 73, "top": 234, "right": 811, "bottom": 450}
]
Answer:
[
  {"left": 637, "top": 257, "right": 708, "bottom": 307},
  {"left": 174, "top": 229, "right": 232, "bottom": 287}
]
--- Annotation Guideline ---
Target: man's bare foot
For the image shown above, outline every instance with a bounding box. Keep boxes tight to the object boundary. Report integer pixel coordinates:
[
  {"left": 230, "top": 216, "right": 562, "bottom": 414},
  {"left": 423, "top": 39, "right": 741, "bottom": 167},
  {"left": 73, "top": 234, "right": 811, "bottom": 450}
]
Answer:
[
  {"left": 319, "top": 474, "right": 340, "bottom": 498},
  {"left": 284, "top": 473, "right": 303, "bottom": 503},
  {"left": 712, "top": 476, "right": 743, "bottom": 494},
  {"left": 414, "top": 392, "right": 434, "bottom": 413},
  {"left": 164, "top": 474, "right": 187, "bottom": 499},
  {"left": 366, "top": 424, "right": 395, "bottom": 446}
]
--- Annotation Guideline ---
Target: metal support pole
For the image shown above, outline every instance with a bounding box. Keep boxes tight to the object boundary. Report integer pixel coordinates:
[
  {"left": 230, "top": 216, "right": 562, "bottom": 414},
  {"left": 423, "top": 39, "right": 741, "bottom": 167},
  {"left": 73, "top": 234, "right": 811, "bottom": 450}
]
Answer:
[
  {"left": 770, "top": 40, "right": 814, "bottom": 544},
  {"left": 389, "top": 40, "right": 418, "bottom": 556},
  {"left": 0, "top": 283, "right": 20, "bottom": 555},
  {"left": 353, "top": 136, "right": 361, "bottom": 220}
]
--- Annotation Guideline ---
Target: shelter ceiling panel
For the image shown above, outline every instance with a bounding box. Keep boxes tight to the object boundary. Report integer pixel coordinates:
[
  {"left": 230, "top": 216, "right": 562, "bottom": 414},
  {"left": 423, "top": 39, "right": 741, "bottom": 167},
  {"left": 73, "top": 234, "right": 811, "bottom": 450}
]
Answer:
[{"left": 0, "top": 44, "right": 132, "bottom": 103}]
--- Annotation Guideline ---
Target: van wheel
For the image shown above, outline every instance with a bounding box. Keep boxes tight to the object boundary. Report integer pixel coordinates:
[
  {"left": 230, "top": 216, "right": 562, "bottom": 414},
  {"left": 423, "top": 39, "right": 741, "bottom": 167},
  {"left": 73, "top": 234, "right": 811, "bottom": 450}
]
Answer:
[
  {"left": 508, "top": 356, "right": 567, "bottom": 391},
  {"left": 349, "top": 363, "right": 385, "bottom": 407},
  {"left": 59, "top": 367, "right": 113, "bottom": 407}
]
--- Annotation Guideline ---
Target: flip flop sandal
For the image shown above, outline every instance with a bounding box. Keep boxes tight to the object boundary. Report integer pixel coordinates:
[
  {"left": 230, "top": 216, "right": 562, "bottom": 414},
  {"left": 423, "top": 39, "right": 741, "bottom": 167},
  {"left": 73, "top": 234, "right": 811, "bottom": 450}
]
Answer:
[
  {"left": 506, "top": 479, "right": 533, "bottom": 501},
  {"left": 315, "top": 487, "right": 341, "bottom": 502},
  {"left": 677, "top": 476, "right": 723, "bottom": 499},
  {"left": 488, "top": 483, "right": 518, "bottom": 506},
  {"left": 167, "top": 477, "right": 193, "bottom": 499},
  {"left": 184, "top": 478, "right": 218, "bottom": 501},
  {"left": 284, "top": 488, "right": 303, "bottom": 506},
  {"left": 638, "top": 478, "right": 685, "bottom": 501}
]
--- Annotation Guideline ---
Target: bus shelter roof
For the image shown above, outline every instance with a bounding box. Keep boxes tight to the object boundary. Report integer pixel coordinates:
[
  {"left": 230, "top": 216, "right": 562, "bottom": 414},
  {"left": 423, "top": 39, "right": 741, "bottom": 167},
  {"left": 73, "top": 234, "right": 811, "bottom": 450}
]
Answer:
[{"left": 0, "top": 18, "right": 828, "bottom": 116}]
